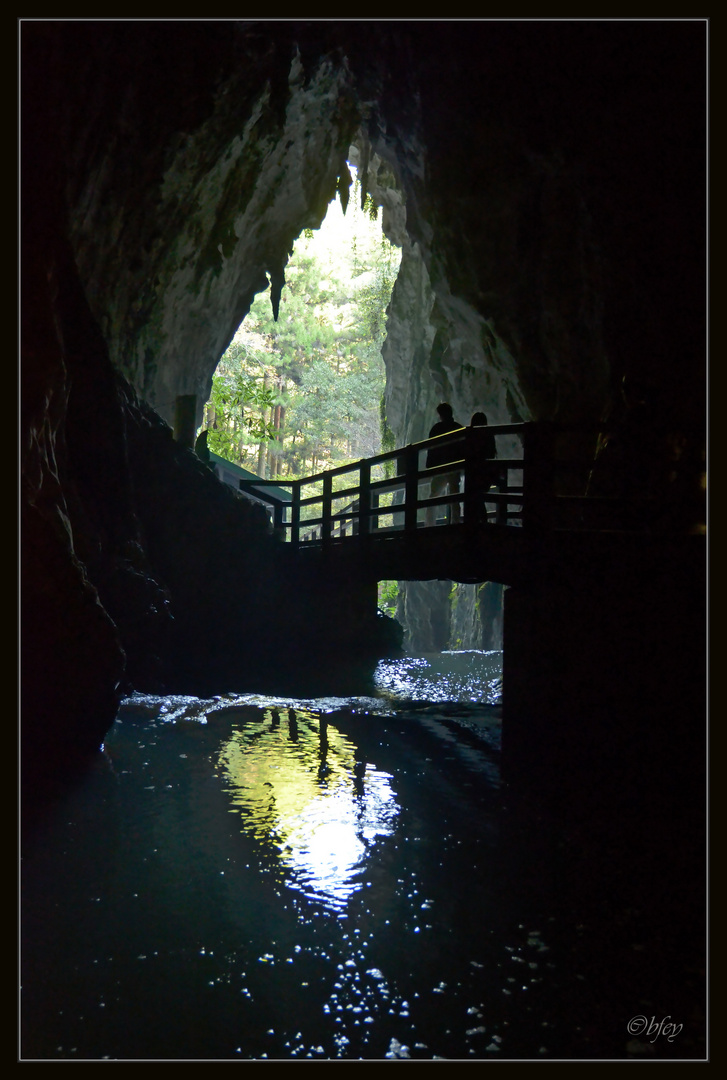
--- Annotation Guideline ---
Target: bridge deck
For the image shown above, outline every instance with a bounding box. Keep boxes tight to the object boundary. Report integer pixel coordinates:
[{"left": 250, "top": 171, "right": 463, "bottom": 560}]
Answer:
[{"left": 292, "top": 521, "right": 529, "bottom": 585}]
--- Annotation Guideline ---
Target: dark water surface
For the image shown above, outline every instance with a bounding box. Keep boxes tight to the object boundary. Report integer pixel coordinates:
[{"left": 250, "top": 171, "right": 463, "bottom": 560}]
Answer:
[{"left": 21, "top": 653, "right": 705, "bottom": 1060}]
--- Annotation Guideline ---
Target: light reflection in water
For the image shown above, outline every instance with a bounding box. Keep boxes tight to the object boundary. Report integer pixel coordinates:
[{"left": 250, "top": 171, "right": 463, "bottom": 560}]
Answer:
[
  {"left": 22, "top": 644, "right": 694, "bottom": 1061},
  {"left": 216, "top": 707, "right": 399, "bottom": 912},
  {"left": 375, "top": 651, "right": 503, "bottom": 703}
]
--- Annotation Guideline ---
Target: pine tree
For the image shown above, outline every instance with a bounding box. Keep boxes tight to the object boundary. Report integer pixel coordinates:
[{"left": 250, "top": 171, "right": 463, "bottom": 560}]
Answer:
[{"left": 203, "top": 166, "right": 401, "bottom": 477}]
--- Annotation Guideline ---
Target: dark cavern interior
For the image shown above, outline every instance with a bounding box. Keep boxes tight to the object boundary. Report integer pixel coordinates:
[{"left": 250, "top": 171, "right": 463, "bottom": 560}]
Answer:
[{"left": 20, "top": 19, "right": 707, "bottom": 1061}]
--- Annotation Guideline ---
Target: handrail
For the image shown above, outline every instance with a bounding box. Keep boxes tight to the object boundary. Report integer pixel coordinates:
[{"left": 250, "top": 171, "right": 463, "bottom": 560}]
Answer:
[
  {"left": 236, "top": 425, "right": 525, "bottom": 544},
  {"left": 231, "top": 420, "right": 704, "bottom": 548}
]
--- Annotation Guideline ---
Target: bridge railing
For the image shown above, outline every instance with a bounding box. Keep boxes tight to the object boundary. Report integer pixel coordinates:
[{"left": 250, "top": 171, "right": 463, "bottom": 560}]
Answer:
[
  {"left": 236, "top": 421, "right": 705, "bottom": 547},
  {"left": 239, "top": 423, "right": 528, "bottom": 547}
]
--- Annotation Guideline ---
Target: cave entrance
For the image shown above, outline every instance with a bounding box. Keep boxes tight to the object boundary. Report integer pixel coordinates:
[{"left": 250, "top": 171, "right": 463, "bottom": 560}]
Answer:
[{"left": 199, "top": 163, "right": 402, "bottom": 483}]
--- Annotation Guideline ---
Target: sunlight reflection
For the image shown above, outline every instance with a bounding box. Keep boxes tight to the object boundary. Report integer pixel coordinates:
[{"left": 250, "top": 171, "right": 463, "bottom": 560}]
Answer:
[
  {"left": 374, "top": 651, "right": 503, "bottom": 704},
  {"left": 217, "top": 708, "right": 399, "bottom": 911}
]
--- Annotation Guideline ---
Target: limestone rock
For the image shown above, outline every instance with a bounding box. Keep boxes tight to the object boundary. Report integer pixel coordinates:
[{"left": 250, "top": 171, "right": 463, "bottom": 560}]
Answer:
[{"left": 21, "top": 21, "right": 706, "bottom": 774}]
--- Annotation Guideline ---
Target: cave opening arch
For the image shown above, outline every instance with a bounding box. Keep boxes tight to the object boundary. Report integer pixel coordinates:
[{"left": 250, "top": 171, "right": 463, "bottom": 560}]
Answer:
[
  {"left": 21, "top": 18, "right": 706, "bottom": 774},
  {"left": 198, "top": 152, "right": 403, "bottom": 481}
]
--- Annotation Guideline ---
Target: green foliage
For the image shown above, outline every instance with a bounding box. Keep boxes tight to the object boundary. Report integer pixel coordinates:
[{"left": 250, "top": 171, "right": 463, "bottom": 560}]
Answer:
[
  {"left": 363, "top": 193, "right": 378, "bottom": 221},
  {"left": 202, "top": 167, "right": 401, "bottom": 478},
  {"left": 378, "top": 579, "right": 399, "bottom": 618},
  {"left": 380, "top": 395, "right": 397, "bottom": 478},
  {"left": 205, "top": 342, "right": 278, "bottom": 461}
]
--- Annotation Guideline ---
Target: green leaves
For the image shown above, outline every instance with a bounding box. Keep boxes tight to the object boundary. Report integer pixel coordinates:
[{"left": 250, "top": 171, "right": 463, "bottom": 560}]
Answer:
[{"left": 203, "top": 166, "right": 401, "bottom": 477}]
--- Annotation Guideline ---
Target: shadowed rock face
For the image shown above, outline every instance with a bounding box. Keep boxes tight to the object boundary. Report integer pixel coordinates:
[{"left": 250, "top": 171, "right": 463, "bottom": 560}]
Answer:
[
  {"left": 64, "top": 25, "right": 362, "bottom": 427},
  {"left": 21, "top": 21, "right": 706, "bottom": 773}
]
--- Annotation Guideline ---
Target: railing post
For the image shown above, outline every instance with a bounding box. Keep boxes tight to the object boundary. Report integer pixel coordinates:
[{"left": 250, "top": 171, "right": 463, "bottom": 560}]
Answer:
[
  {"left": 321, "top": 473, "right": 332, "bottom": 553},
  {"left": 290, "top": 481, "right": 301, "bottom": 550},
  {"left": 390, "top": 452, "right": 406, "bottom": 530},
  {"left": 495, "top": 469, "right": 508, "bottom": 525},
  {"left": 404, "top": 444, "right": 420, "bottom": 535},
  {"left": 359, "top": 461, "right": 371, "bottom": 538},
  {"left": 273, "top": 501, "right": 284, "bottom": 538},
  {"left": 522, "top": 421, "right": 554, "bottom": 534}
]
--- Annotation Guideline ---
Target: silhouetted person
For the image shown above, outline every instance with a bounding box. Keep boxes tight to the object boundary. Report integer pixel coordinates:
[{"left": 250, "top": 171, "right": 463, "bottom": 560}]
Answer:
[
  {"left": 470, "top": 412, "right": 497, "bottom": 465},
  {"left": 470, "top": 411, "right": 500, "bottom": 522},
  {"left": 426, "top": 402, "right": 464, "bottom": 524}
]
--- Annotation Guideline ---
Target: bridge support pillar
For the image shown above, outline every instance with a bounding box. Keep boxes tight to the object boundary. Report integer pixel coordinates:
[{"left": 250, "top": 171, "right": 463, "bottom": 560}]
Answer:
[{"left": 501, "top": 539, "right": 705, "bottom": 811}]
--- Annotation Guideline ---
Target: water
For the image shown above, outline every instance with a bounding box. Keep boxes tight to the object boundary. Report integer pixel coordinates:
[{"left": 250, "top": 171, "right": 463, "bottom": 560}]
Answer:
[{"left": 21, "top": 653, "right": 705, "bottom": 1060}]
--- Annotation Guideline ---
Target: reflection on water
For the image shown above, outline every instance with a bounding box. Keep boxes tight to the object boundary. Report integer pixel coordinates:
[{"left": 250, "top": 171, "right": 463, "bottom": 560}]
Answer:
[
  {"left": 217, "top": 708, "right": 399, "bottom": 911},
  {"left": 21, "top": 651, "right": 703, "bottom": 1060},
  {"left": 375, "top": 651, "right": 503, "bottom": 704}
]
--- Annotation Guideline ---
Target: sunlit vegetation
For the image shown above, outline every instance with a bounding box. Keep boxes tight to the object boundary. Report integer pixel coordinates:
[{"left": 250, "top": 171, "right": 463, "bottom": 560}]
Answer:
[
  {"left": 378, "top": 579, "right": 399, "bottom": 618},
  {"left": 203, "top": 171, "right": 401, "bottom": 479}
]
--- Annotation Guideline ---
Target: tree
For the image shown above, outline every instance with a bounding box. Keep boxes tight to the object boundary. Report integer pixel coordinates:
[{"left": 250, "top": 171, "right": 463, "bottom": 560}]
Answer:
[
  {"left": 202, "top": 165, "right": 401, "bottom": 478},
  {"left": 205, "top": 344, "right": 277, "bottom": 465}
]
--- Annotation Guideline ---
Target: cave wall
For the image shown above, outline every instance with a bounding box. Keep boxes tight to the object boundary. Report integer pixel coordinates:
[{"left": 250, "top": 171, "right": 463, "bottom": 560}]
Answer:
[
  {"left": 21, "top": 20, "right": 706, "bottom": 772},
  {"left": 21, "top": 205, "right": 399, "bottom": 776},
  {"left": 450, "top": 583, "right": 504, "bottom": 652},
  {"left": 362, "top": 22, "right": 706, "bottom": 650},
  {"left": 47, "top": 21, "right": 707, "bottom": 444},
  {"left": 394, "top": 579, "right": 504, "bottom": 655},
  {"left": 21, "top": 23, "right": 398, "bottom": 775},
  {"left": 54, "top": 22, "right": 363, "bottom": 428}
]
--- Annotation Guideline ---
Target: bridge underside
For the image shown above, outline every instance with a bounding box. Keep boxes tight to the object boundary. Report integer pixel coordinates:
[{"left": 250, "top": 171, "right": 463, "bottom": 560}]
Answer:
[
  {"left": 293, "top": 523, "right": 531, "bottom": 586},
  {"left": 286, "top": 520, "right": 705, "bottom": 809},
  {"left": 291, "top": 524, "right": 705, "bottom": 589}
]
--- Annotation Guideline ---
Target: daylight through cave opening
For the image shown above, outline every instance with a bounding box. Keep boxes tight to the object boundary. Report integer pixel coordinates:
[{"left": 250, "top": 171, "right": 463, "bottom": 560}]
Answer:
[{"left": 199, "top": 160, "right": 402, "bottom": 481}]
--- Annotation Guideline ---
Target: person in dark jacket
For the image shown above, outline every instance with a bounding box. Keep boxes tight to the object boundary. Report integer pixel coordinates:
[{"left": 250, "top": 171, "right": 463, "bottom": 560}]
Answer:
[
  {"left": 470, "top": 411, "right": 501, "bottom": 523},
  {"left": 426, "top": 402, "right": 464, "bottom": 524}
]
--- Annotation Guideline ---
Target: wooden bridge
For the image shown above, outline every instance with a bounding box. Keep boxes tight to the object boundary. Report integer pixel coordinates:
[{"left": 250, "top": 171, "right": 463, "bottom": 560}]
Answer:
[
  {"left": 233, "top": 420, "right": 705, "bottom": 788},
  {"left": 237, "top": 421, "right": 704, "bottom": 587}
]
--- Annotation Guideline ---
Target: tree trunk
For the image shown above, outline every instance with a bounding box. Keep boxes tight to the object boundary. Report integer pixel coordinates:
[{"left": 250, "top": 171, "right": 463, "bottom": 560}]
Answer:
[{"left": 256, "top": 375, "right": 269, "bottom": 478}]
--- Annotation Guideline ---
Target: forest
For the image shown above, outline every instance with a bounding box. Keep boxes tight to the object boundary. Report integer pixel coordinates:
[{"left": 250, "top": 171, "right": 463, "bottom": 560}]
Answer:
[{"left": 203, "top": 174, "right": 401, "bottom": 480}]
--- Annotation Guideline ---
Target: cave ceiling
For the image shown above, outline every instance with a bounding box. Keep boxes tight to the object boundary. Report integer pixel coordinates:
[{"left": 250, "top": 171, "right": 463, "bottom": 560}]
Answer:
[
  {"left": 23, "top": 19, "right": 707, "bottom": 435},
  {"left": 19, "top": 18, "right": 708, "bottom": 765}
]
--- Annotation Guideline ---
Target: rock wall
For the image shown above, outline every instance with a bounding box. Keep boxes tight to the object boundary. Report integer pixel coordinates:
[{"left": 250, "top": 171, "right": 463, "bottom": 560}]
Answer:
[
  {"left": 51, "top": 21, "right": 705, "bottom": 444},
  {"left": 450, "top": 583, "right": 505, "bottom": 652},
  {"left": 55, "top": 22, "right": 362, "bottom": 429},
  {"left": 396, "top": 578, "right": 505, "bottom": 655},
  {"left": 21, "top": 21, "right": 706, "bottom": 775},
  {"left": 356, "top": 23, "right": 705, "bottom": 652},
  {"left": 21, "top": 217, "right": 400, "bottom": 779}
]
